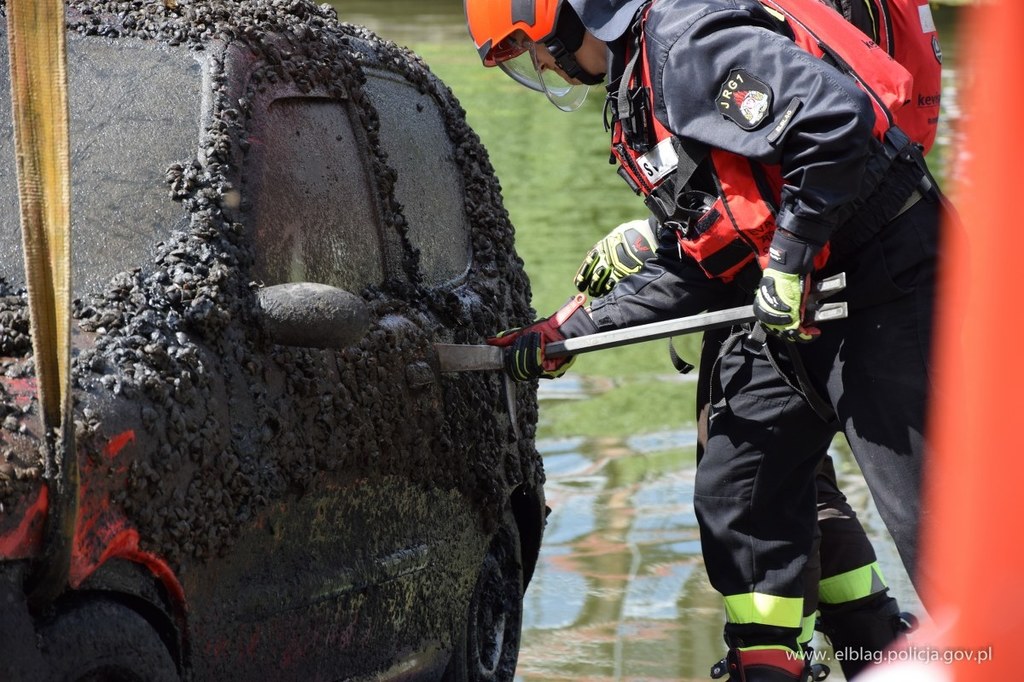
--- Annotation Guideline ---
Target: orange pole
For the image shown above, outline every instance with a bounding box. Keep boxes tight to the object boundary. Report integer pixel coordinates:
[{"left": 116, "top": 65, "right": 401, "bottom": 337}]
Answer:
[{"left": 865, "top": 1, "right": 1024, "bottom": 679}]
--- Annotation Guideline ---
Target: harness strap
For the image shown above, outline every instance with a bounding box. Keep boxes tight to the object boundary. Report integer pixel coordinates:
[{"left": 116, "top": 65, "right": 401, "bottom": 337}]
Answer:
[
  {"left": 828, "top": 127, "right": 926, "bottom": 263},
  {"left": 644, "top": 138, "right": 708, "bottom": 224},
  {"left": 617, "top": 45, "right": 644, "bottom": 146},
  {"left": 668, "top": 338, "right": 695, "bottom": 374},
  {"left": 780, "top": 342, "right": 836, "bottom": 423}
]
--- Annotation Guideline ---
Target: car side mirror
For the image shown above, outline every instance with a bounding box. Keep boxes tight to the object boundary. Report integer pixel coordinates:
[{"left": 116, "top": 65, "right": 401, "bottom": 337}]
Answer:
[{"left": 256, "top": 282, "right": 370, "bottom": 349}]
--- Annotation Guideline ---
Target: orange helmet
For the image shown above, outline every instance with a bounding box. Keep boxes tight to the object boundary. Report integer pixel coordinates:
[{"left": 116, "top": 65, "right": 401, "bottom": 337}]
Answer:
[
  {"left": 464, "top": 0, "right": 602, "bottom": 110},
  {"left": 465, "top": 0, "right": 648, "bottom": 64},
  {"left": 465, "top": 0, "right": 563, "bottom": 67}
]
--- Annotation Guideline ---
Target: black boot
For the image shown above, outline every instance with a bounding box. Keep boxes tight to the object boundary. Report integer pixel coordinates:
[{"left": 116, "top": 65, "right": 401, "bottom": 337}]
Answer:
[
  {"left": 802, "top": 645, "right": 830, "bottom": 681},
  {"left": 711, "top": 646, "right": 829, "bottom": 681},
  {"left": 819, "top": 593, "right": 916, "bottom": 679},
  {"left": 711, "top": 647, "right": 807, "bottom": 682}
]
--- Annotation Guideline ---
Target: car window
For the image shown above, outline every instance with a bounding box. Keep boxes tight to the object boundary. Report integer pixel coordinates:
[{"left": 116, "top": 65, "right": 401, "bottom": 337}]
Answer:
[
  {"left": 246, "top": 96, "right": 385, "bottom": 291},
  {"left": 0, "top": 35, "right": 199, "bottom": 296},
  {"left": 362, "top": 70, "right": 471, "bottom": 285}
]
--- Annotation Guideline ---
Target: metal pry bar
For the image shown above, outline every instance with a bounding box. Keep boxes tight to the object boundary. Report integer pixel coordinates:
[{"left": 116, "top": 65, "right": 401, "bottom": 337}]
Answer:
[{"left": 546, "top": 273, "right": 847, "bottom": 359}]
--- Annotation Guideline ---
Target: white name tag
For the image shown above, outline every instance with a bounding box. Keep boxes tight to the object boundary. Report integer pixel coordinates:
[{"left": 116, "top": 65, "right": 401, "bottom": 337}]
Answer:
[
  {"left": 635, "top": 138, "right": 679, "bottom": 186},
  {"left": 918, "top": 3, "right": 937, "bottom": 33}
]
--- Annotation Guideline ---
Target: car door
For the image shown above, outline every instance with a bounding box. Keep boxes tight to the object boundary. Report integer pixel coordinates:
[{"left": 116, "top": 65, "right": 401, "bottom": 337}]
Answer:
[{"left": 179, "top": 50, "right": 494, "bottom": 681}]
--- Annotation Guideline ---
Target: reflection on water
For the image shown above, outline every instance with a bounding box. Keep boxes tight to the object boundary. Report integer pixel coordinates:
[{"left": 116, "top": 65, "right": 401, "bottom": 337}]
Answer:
[
  {"left": 524, "top": 422, "right": 716, "bottom": 681},
  {"left": 333, "top": 2, "right": 954, "bottom": 679},
  {"left": 520, "top": 389, "right": 922, "bottom": 681}
]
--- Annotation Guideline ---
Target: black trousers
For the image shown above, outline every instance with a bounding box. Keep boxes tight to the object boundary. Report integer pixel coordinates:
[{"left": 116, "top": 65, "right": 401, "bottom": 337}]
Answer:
[
  {"left": 697, "top": 329, "right": 889, "bottom": 632},
  {"left": 693, "top": 195, "right": 941, "bottom": 643}
]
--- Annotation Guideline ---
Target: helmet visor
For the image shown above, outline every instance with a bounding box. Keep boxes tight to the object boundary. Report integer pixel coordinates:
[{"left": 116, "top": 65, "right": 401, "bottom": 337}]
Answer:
[{"left": 495, "top": 41, "right": 590, "bottom": 112}]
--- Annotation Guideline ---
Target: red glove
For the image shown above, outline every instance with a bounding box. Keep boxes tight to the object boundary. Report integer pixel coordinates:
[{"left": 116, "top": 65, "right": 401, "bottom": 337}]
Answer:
[{"left": 488, "top": 294, "right": 589, "bottom": 381}]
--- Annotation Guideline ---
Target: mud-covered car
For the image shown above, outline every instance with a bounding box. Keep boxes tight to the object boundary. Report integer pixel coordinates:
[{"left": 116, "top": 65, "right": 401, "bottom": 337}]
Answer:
[{"left": 0, "top": 2, "right": 544, "bottom": 680}]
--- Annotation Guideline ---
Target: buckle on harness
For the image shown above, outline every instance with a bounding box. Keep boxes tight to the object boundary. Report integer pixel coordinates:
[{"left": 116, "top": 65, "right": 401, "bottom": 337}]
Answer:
[
  {"left": 882, "top": 126, "right": 913, "bottom": 163},
  {"left": 674, "top": 190, "right": 718, "bottom": 238},
  {"left": 650, "top": 189, "right": 717, "bottom": 243},
  {"left": 623, "top": 86, "right": 652, "bottom": 153}
]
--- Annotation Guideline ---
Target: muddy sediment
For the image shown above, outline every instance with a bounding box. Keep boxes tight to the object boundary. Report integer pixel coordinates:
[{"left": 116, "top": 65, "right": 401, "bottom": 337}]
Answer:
[{"left": 0, "top": 0, "right": 538, "bottom": 567}]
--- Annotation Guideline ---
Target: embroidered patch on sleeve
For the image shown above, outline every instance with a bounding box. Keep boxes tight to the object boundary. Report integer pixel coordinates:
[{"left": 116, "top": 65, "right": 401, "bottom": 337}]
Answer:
[
  {"left": 717, "top": 68, "right": 773, "bottom": 130},
  {"left": 766, "top": 96, "right": 802, "bottom": 146}
]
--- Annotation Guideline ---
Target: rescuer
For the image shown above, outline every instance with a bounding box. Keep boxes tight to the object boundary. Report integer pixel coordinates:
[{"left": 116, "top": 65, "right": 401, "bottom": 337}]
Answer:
[
  {"left": 570, "top": 8, "right": 941, "bottom": 673},
  {"left": 467, "top": 0, "right": 952, "bottom": 679}
]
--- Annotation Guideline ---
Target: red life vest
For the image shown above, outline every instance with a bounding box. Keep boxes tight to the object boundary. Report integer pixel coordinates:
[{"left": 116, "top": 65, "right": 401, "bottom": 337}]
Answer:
[
  {"left": 867, "top": 0, "right": 943, "bottom": 152},
  {"left": 610, "top": 0, "right": 914, "bottom": 282}
]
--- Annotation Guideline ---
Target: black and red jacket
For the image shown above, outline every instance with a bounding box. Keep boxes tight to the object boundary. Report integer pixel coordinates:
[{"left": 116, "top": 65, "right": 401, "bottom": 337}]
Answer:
[
  {"left": 589, "top": 0, "right": 928, "bottom": 329},
  {"left": 607, "top": 0, "right": 915, "bottom": 282}
]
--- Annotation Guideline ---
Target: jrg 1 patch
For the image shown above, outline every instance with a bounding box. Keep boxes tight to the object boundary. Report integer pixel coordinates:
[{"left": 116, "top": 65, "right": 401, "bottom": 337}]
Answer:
[{"left": 717, "top": 69, "right": 773, "bottom": 130}]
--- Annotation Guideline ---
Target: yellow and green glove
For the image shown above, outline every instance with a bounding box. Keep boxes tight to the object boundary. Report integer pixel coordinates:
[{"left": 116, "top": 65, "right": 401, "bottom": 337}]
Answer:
[
  {"left": 753, "top": 229, "right": 823, "bottom": 342},
  {"left": 753, "top": 268, "right": 820, "bottom": 342},
  {"left": 574, "top": 219, "right": 658, "bottom": 297}
]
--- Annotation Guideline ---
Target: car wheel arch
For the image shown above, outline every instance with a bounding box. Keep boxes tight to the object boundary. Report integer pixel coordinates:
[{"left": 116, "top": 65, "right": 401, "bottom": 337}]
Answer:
[
  {"left": 39, "top": 593, "right": 181, "bottom": 682},
  {"left": 69, "top": 559, "right": 187, "bottom": 676},
  {"left": 509, "top": 485, "right": 545, "bottom": 589}
]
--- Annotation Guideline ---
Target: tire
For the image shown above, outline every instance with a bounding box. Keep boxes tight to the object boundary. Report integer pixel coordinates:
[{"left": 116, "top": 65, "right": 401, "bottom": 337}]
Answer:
[
  {"left": 40, "top": 598, "right": 179, "bottom": 682},
  {"left": 444, "top": 510, "right": 524, "bottom": 682}
]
